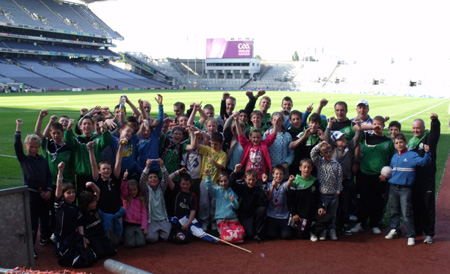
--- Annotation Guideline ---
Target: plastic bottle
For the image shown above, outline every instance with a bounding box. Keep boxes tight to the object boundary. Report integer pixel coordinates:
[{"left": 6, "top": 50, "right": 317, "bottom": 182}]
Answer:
[{"left": 120, "top": 94, "right": 126, "bottom": 112}]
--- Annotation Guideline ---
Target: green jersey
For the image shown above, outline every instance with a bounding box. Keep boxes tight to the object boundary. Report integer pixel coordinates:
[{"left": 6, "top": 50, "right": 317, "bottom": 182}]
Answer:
[
  {"left": 360, "top": 133, "right": 395, "bottom": 176},
  {"left": 41, "top": 137, "right": 74, "bottom": 184},
  {"left": 64, "top": 129, "right": 111, "bottom": 176}
]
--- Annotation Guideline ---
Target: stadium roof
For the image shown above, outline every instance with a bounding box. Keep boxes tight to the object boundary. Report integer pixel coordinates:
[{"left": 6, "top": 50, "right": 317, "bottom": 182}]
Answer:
[{"left": 66, "top": 0, "right": 113, "bottom": 4}]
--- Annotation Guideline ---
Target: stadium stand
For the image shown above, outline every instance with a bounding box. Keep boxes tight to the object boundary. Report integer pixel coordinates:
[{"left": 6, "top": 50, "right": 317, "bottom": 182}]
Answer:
[{"left": 0, "top": 0, "right": 170, "bottom": 91}]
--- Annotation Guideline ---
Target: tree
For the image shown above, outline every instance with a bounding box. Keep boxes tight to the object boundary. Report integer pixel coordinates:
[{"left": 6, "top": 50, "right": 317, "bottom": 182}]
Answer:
[
  {"left": 292, "top": 51, "right": 299, "bottom": 61},
  {"left": 254, "top": 55, "right": 262, "bottom": 60}
]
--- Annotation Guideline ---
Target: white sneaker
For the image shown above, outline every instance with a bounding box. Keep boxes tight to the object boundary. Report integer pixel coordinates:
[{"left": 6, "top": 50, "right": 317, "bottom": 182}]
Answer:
[
  {"left": 423, "top": 235, "right": 434, "bottom": 244},
  {"left": 350, "top": 223, "right": 363, "bottom": 233},
  {"left": 385, "top": 229, "right": 398, "bottom": 239},
  {"left": 349, "top": 215, "right": 358, "bottom": 221},
  {"left": 310, "top": 233, "right": 318, "bottom": 242},
  {"left": 329, "top": 229, "right": 337, "bottom": 241},
  {"left": 407, "top": 237, "right": 415, "bottom": 246},
  {"left": 372, "top": 227, "right": 381, "bottom": 235},
  {"left": 319, "top": 230, "right": 326, "bottom": 241}
]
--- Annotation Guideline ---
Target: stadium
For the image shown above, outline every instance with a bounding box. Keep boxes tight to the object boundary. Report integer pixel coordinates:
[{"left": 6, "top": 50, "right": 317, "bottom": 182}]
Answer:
[
  {"left": 1, "top": 0, "right": 450, "bottom": 273},
  {"left": 1, "top": 0, "right": 450, "bottom": 97}
]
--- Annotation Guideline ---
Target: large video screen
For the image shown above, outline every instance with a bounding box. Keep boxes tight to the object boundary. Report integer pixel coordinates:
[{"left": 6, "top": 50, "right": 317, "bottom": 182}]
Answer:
[{"left": 206, "top": 38, "right": 253, "bottom": 59}]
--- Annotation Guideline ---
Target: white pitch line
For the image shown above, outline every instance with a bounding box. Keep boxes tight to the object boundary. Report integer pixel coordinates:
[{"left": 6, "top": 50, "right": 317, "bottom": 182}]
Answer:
[
  {"left": 0, "top": 154, "right": 16, "bottom": 159},
  {"left": 399, "top": 99, "right": 450, "bottom": 122}
]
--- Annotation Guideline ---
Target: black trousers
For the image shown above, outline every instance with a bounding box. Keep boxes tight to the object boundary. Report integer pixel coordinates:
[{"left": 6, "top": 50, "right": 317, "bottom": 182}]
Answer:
[{"left": 356, "top": 172, "right": 387, "bottom": 228}]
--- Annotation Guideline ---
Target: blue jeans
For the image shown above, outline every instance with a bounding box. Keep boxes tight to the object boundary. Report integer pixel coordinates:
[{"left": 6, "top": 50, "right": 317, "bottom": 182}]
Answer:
[
  {"left": 320, "top": 194, "right": 339, "bottom": 230},
  {"left": 389, "top": 184, "right": 415, "bottom": 238}
]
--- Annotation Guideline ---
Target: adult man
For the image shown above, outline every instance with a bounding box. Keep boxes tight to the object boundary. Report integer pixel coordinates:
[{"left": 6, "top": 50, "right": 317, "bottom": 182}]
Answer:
[
  {"left": 408, "top": 113, "right": 440, "bottom": 244},
  {"left": 351, "top": 99, "right": 373, "bottom": 133},
  {"left": 216, "top": 92, "right": 236, "bottom": 126},
  {"left": 331, "top": 101, "right": 354, "bottom": 142}
]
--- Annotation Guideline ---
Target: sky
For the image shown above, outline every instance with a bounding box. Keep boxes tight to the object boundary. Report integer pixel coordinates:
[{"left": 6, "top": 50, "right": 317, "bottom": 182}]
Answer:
[{"left": 84, "top": 0, "right": 450, "bottom": 62}]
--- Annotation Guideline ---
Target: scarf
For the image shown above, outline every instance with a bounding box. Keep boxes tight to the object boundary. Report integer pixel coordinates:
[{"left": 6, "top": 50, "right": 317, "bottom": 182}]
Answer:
[
  {"left": 408, "top": 129, "right": 429, "bottom": 150},
  {"left": 291, "top": 174, "right": 316, "bottom": 190}
]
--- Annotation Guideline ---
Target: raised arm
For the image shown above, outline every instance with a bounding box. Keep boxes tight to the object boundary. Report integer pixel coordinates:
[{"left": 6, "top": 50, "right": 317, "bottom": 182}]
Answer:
[
  {"left": 43, "top": 115, "right": 58, "bottom": 138},
  {"left": 285, "top": 175, "right": 295, "bottom": 189},
  {"left": 34, "top": 109, "right": 48, "bottom": 139},
  {"left": 138, "top": 99, "right": 150, "bottom": 121},
  {"left": 125, "top": 95, "right": 140, "bottom": 119},
  {"left": 315, "top": 98, "right": 328, "bottom": 115},
  {"left": 55, "top": 162, "right": 65, "bottom": 199},
  {"left": 14, "top": 119, "right": 26, "bottom": 162},
  {"left": 204, "top": 168, "right": 215, "bottom": 195},
  {"left": 185, "top": 127, "right": 200, "bottom": 151},
  {"left": 220, "top": 92, "right": 229, "bottom": 119},
  {"left": 324, "top": 116, "right": 335, "bottom": 144},
  {"left": 87, "top": 141, "right": 99, "bottom": 180},
  {"left": 197, "top": 106, "right": 208, "bottom": 128},
  {"left": 349, "top": 117, "right": 362, "bottom": 151},
  {"left": 86, "top": 181, "right": 100, "bottom": 201},
  {"left": 114, "top": 141, "right": 124, "bottom": 179},
  {"left": 187, "top": 102, "right": 200, "bottom": 126},
  {"left": 234, "top": 113, "right": 244, "bottom": 137},
  {"left": 289, "top": 128, "right": 311, "bottom": 149},
  {"left": 168, "top": 167, "right": 186, "bottom": 190}
]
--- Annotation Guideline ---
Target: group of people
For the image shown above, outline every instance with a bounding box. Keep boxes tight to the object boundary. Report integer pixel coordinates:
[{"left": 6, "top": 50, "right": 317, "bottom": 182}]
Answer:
[{"left": 14, "top": 89, "right": 440, "bottom": 267}]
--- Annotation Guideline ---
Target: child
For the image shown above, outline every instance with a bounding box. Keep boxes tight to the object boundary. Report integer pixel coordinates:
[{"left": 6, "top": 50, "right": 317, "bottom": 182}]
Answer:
[
  {"left": 35, "top": 109, "right": 74, "bottom": 184},
  {"left": 383, "top": 133, "right": 431, "bottom": 246},
  {"left": 87, "top": 140, "right": 125, "bottom": 245},
  {"left": 351, "top": 116, "right": 395, "bottom": 235},
  {"left": 137, "top": 94, "right": 164, "bottom": 172},
  {"left": 281, "top": 96, "right": 294, "bottom": 127},
  {"left": 245, "top": 110, "right": 263, "bottom": 138},
  {"left": 388, "top": 120, "right": 401, "bottom": 141},
  {"left": 287, "top": 158, "right": 331, "bottom": 241},
  {"left": 205, "top": 168, "right": 239, "bottom": 235},
  {"left": 325, "top": 116, "right": 362, "bottom": 233},
  {"left": 15, "top": 118, "right": 53, "bottom": 257},
  {"left": 167, "top": 168, "right": 198, "bottom": 243},
  {"left": 289, "top": 113, "right": 325, "bottom": 175},
  {"left": 310, "top": 141, "right": 343, "bottom": 240},
  {"left": 243, "top": 90, "right": 272, "bottom": 132},
  {"left": 78, "top": 181, "right": 117, "bottom": 259},
  {"left": 263, "top": 166, "right": 295, "bottom": 239},
  {"left": 58, "top": 115, "right": 70, "bottom": 131},
  {"left": 287, "top": 110, "right": 304, "bottom": 176},
  {"left": 230, "top": 164, "right": 267, "bottom": 242},
  {"left": 160, "top": 126, "right": 196, "bottom": 182},
  {"left": 54, "top": 162, "right": 96, "bottom": 268},
  {"left": 64, "top": 115, "right": 111, "bottom": 194},
  {"left": 110, "top": 120, "right": 144, "bottom": 178},
  {"left": 223, "top": 112, "right": 245, "bottom": 173},
  {"left": 120, "top": 170, "right": 148, "bottom": 248},
  {"left": 139, "top": 158, "right": 172, "bottom": 243},
  {"left": 235, "top": 114, "right": 281, "bottom": 180},
  {"left": 169, "top": 101, "right": 186, "bottom": 129},
  {"left": 197, "top": 132, "right": 227, "bottom": 230},
  {"left": 264, "top": 112, "right": 294, "bottom": 177}
]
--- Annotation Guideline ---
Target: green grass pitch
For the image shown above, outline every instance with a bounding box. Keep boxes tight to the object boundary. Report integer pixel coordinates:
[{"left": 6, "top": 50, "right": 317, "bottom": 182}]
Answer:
[{"left": 1, "top": 90, "right": 449, "bottom": 193}]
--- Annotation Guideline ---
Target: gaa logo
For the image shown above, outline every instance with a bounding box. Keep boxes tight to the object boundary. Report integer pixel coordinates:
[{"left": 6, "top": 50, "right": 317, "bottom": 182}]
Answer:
[{"left": 238, "top": 43, "right": 250, "bottom": 50}]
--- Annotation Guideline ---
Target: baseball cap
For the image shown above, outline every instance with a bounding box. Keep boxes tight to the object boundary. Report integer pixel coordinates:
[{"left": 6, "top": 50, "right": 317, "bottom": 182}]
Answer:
[
  {"left": 357, "top": 99, "right": 369, "bottom": 107},
  {"left": 331, "top": 131, "right": 345, "bottom": 142}
]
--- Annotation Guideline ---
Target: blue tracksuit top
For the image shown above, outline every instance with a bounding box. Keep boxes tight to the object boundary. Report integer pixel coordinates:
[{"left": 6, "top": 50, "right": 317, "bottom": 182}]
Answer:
[{"left": 388, "top": 149, "right": 431, "bottom": 187}]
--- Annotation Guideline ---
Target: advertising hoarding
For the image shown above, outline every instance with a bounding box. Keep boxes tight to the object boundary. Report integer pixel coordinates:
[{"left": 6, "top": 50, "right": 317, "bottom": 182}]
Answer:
[{"left": 206, "top": 38, "right": 253, "bottom": 59}]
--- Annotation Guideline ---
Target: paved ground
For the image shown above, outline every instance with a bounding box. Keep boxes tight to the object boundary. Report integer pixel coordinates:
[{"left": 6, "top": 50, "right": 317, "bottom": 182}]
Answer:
[{"left": 33, "top": 166, "right": 450, "bottom": 274}]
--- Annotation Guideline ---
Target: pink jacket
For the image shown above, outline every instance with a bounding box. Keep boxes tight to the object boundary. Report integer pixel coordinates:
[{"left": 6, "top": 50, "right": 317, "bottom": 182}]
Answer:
[
  {"left": 121, "top": 179, "right": 148, "bottom": 230},
  {"left": 238, "top": 132, "right": 276, "bottom": 176}
]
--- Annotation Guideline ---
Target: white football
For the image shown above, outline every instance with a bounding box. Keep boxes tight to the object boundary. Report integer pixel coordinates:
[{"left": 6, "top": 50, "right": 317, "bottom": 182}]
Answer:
[{"left": 381, "top": 166, "right": 392, "bottom": 179}]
